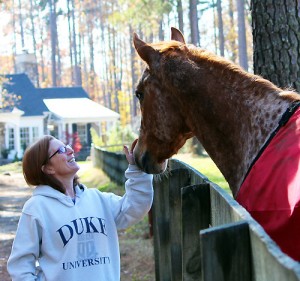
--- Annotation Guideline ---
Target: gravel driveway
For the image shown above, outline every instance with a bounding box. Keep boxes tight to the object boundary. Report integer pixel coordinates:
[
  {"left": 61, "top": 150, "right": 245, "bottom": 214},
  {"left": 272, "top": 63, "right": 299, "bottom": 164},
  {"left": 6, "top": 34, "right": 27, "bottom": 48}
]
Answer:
[{"left": 0, "top": 173, "right": 31, "bottom": 281}]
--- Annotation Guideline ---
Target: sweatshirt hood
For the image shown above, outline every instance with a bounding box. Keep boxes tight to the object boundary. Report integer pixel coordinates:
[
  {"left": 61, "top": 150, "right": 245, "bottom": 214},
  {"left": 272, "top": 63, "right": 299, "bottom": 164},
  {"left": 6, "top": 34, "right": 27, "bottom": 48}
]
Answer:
[{"left": 32, "top": 184, "right": 86, "bottom": 207}]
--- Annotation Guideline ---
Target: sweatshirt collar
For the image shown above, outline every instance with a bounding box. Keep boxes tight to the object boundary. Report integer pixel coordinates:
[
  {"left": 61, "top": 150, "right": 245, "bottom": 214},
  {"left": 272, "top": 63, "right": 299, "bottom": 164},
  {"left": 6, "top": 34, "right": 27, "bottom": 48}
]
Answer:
[{"left": 33, "top": 184, "right": 86, "bottom": 207}]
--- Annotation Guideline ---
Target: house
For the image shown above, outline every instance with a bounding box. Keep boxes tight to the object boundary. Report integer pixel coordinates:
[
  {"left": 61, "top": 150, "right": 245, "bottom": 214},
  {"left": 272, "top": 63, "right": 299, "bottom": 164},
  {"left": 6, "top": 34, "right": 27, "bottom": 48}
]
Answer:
[{"left": 0, "top": 73, "right": 119, "bottom": 161}]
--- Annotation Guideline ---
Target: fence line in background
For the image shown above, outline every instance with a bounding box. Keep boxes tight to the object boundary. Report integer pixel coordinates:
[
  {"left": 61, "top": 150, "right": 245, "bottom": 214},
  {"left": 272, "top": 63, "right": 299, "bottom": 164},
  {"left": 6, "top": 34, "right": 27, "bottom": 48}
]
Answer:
[{"left": 92, "top": 145, "right": 300, "bottom": 281}]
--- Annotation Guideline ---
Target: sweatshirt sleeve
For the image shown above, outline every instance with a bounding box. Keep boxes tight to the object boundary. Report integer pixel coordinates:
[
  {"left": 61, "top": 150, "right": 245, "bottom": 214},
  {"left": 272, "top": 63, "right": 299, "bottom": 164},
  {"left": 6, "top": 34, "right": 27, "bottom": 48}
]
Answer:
[
  {"left": 106, "top": 164, "right": 153, "bottom": 229},
  {"left": 7, "top": 212, "right": 41, "bottom": 281}
]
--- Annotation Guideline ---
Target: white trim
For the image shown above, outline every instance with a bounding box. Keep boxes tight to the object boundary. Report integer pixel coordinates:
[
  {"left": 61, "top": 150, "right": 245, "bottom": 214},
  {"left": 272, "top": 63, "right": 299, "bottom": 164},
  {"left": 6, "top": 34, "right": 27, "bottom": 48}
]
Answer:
[
  {"left": 0, "top": 107, "right": 24, "bottom": 125},
  {"left": 43, "top": 98, "right": 120, "bottom": 122}
]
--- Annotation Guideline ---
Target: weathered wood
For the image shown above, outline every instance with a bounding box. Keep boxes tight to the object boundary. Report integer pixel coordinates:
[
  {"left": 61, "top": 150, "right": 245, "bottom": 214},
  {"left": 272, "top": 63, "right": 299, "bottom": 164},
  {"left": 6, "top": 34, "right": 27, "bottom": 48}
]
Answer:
[
  {"left": 209, "top": 182, "right": 246, "bottom": 226},
  {"left": 152, "top": 172, "right": 171, "bottom": 281},
  {"left": 170, "top": 159, "right": 208, "bottom": 185},
  {"left": 169, "top": 169, "right": 191, "bottom": 280},
  {"left": 181, "top": 183, "right": 211, "bottom": 281},
  {"left": 152, "top": 168, "right": 191, "bottom": 281},
  {"left": 248, "top": 221, "right": 300, "bottom": 281},
  {"left": 200, "top": 221, "right": 252, "bottom": 281}
]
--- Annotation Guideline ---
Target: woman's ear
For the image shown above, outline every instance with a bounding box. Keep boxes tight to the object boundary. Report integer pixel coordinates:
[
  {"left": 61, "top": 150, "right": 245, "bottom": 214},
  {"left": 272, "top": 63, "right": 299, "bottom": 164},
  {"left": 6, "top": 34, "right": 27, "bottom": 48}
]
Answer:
[{"left": 41, "top": 164, "right": 55, "bottom": 175}]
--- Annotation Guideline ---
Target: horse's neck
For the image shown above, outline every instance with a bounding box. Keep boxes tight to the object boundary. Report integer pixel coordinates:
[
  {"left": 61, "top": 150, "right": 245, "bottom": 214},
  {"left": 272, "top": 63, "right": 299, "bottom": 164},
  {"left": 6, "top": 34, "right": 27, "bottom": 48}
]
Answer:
[{"left": 180, "top": 60, "right": 296, "bottom": 195}]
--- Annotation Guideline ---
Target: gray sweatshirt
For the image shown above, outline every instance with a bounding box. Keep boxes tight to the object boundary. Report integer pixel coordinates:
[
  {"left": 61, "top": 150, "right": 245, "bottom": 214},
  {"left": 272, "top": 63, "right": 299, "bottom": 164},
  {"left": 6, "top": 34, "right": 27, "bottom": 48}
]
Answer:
[{"left": 7, "top": 164, "right": 153, "bottom": 281}]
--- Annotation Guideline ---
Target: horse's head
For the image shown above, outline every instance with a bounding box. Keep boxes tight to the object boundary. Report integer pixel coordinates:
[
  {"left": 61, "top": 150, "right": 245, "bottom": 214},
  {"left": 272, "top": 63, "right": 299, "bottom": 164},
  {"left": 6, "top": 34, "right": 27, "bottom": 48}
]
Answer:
[{"left": 133, "top": 28, "right": 193, "bottom": 174}]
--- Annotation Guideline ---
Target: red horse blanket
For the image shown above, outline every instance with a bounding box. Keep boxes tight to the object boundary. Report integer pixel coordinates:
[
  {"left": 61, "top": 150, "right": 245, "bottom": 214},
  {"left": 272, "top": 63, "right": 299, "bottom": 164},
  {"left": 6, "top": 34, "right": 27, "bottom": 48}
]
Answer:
[{"left": 236, "top": 106, "right": 300, "bottom": 261}]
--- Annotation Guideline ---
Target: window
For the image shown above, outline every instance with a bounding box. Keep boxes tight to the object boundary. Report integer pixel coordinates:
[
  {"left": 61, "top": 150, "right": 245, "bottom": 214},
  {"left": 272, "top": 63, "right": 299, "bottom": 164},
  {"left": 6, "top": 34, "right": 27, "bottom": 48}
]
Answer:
[
  {"left": 77, "top": 124, "right": 87, "bottom": 144},
  {"left": 8, "top": 128, "right": 14, "bottom": 150},
  {"left": 20, "top": 127, "right": 30, "bottom": 151},
  {"left": 32, "top": 127, "right": 39, "bottom": 142}
]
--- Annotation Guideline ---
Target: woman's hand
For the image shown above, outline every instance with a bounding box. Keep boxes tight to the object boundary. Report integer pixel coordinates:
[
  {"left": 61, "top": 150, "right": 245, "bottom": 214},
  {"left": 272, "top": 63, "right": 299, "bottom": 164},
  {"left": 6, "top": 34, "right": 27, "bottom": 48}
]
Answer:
[{"left": 123, "top": 139, "right": 138, "bottom": 165}]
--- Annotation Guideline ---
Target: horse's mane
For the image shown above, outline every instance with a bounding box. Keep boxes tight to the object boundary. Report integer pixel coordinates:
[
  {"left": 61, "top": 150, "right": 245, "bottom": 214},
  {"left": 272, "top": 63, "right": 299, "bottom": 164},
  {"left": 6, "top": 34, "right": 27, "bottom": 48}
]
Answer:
[
  {"left": 148, "top": 40, "right": 300, "bottom": 102},
  {"left": 150, "top": 41, "right": 249, "bottom": 78}
]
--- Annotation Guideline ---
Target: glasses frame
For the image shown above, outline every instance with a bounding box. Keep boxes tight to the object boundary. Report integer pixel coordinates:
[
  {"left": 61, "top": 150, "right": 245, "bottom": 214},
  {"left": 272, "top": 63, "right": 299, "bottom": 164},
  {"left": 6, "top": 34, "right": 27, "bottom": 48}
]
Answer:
[{"left": 48, "top": 144, "right": 72, "bottom": 160}]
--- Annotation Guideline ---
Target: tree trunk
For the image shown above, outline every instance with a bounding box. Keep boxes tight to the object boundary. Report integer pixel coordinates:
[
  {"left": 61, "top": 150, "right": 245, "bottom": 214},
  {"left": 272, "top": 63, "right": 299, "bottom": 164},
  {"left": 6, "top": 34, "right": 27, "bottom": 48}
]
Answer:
[
  {"left": 217, "top": 0, "right": 225, "bottom": 56},
  {"left": 56, "top": 11, "right": 62, "bottom": 87},
  {"left": 189, "top": 0, "right": 200, "bottom": 46},
  {"left": 49, "top": 0, "right": 57, "bottom": 87},
  {"left": 29, "top": 0, "right": 40, "bottom": 87},
  {"left": 87, "top": 22, "right": 96, "bottom": 99},
  {"left": 67, "top": 0, "right": 74, "bottom": 84},
  {"left": 177, "top": 0, "right": 184, "bottom": 32},
  {"left": 212, "top": 0, "right": 218, "bottom": 53},
  {"left": 159, "top": 20, "right": 164, "bottom": 41},
  {"left": 228, "top": 0, "right": 237, "bottom": 63},
  {"left": 236, "top": 0, "right": 248, "bottom": 70},
  {"left": 77, "top": 31, "right": 83, "bottom": 86},
  {"left": 70, "top": 0, "right": 81, "bottom": 86},
  {"left": 18, "top": 0, "right": 25, "bottom": 49},
  {"left": 252, "top": 0, "right": 300, "bottom": 91},
  {"left": 129, "top": 25, "right": 138, "bottom": 117},
  {"left": 11, "top": 0, "right": 17, "bottom": 73},
  {"left": 108, "top": 26, "right": 120, "bottom": 113}
]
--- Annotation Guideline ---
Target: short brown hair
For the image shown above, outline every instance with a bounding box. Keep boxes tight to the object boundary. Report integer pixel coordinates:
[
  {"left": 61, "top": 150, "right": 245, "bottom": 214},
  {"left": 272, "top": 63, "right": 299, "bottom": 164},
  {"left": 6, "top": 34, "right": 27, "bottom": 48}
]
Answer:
[{"left": 22, "top": 135, "right": 79, "bottom": 193}]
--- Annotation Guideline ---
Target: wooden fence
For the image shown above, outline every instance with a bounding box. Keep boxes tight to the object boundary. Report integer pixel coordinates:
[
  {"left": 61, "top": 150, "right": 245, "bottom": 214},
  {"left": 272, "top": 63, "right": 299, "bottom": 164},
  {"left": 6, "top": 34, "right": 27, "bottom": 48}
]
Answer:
[{"left": 91, "top": 145, "right": 300, "bottom": 281}]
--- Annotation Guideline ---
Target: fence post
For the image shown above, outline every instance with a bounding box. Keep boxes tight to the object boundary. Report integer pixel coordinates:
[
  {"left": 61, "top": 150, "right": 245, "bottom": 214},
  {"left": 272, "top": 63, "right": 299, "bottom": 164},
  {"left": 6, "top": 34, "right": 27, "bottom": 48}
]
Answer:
[
  {"left": 200, "top": 221, "right": 252, "bottom": 281},
  {"left": 153, "top": 168, "right": 190, "bottom": 281},
  {"left": 152, "top": 172, "right": 171, "bottom": 281},
  {"left": 181, "top": 183, "right": 211, "bottom": 281},
  {"left": 209, "top": 183, "right": 244, "bottom": 226}
]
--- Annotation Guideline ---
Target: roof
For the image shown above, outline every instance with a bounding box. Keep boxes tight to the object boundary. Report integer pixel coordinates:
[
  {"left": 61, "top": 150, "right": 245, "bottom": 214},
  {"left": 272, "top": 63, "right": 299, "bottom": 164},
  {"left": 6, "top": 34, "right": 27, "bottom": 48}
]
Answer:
[
  {"left": 1, "top": 74, "right": 119, "bottom": 122},
  {"left": 39, "top": 87, "right": 89, "bottom": 99},
  {"left": 43, "top": 98, "right": 119, "bottom": 122},
  {"left": 2, "top": 74, "right": 44, "bottom": 116}
]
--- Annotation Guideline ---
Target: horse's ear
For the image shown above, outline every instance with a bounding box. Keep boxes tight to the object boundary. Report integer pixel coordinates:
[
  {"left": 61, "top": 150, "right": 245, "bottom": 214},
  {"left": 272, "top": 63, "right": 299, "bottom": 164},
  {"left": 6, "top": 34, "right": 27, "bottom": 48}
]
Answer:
[
  {"left": 171, "top": 27, "right": 186, "bottom": 44},
  {"left": 133, "top": 33, "right": 159, "bottom": 67}
]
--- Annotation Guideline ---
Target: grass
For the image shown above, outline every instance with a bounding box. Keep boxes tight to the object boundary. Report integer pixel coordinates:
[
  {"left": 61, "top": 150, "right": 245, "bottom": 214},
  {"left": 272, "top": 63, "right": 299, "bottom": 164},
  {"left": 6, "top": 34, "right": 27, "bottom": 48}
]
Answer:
[
  {"left": 77, "top": 161, "right": 124, "bottom": 195},
  {"left": 0, "top": 162, "right": 23, "bottom": 174},
  {"left": 172, "top": 153, "right": 231, "bottom": 194}
]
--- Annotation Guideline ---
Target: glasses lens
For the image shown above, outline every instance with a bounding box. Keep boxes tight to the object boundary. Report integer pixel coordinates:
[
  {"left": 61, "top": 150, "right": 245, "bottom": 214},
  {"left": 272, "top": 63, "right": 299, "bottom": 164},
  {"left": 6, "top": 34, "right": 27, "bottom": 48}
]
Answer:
[
  {"left": 49, "top": 144, "right": 72, "bottom": 160},
  {"left": 59, "top": 144, "right": 72, "bottom": 154},
  {"left": 59, "top": 145, "right": 70, "bottom": 154},
  {"left": 57, "top": 146, "right": 66, "bottom": 154}
]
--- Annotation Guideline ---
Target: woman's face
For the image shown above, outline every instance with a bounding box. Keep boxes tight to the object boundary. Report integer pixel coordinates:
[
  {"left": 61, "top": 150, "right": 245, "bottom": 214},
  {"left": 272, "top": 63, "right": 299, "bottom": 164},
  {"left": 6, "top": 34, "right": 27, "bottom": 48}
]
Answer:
[{"left": 46, "top": 138, "right": 80, "bottom": 178}]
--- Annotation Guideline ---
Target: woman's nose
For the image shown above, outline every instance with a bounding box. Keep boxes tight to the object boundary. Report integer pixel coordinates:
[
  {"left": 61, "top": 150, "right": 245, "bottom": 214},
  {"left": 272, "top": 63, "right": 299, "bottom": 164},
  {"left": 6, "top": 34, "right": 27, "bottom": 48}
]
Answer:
[{"left": 66, "top": 145, "right": 74, "bottom": 153}]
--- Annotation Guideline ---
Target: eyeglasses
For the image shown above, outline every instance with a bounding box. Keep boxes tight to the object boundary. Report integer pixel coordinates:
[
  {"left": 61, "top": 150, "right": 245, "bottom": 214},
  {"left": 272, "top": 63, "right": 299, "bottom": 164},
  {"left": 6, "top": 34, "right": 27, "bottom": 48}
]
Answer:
[{"left": 49, "top": 144, "right": 72, "bottom": 160}]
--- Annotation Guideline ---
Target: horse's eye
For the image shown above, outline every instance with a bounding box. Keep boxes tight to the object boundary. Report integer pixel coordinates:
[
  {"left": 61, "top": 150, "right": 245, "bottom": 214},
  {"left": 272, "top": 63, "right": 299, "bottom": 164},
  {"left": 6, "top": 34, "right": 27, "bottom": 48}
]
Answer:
[{"left": 135, "top": 91, "right": 144, "bottom": 100}]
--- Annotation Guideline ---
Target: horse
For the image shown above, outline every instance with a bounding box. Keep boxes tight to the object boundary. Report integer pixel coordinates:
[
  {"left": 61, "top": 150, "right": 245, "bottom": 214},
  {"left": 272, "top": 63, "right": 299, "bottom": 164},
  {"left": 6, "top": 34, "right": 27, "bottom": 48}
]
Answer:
[{"left": 132, "top": 27, "right": 300, "bottom": 261}]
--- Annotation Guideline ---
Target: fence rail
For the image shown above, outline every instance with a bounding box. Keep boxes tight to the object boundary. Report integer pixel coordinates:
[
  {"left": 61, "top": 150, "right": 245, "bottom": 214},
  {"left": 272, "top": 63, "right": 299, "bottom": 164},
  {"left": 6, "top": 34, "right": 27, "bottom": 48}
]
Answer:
[{"left": 92, "top": 145, "right": 300, "bottom": 281}]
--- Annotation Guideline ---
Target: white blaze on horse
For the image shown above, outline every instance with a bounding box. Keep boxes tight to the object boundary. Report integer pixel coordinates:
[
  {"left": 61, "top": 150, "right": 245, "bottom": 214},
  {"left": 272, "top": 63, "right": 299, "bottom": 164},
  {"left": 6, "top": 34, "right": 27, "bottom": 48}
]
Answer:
[{"left": 132, "top": 27, "right": 300, "bottom": 261}]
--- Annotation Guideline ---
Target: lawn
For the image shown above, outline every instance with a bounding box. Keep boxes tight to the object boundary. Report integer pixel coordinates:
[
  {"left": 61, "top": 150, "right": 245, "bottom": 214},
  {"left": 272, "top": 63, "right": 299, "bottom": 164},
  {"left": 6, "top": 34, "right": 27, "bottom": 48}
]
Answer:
[
  {"left": 172, "top": 153, "right": 231, "bottom": 194},
  {"left": 0, "top": 162, "right": 23, "bottom": 174}
]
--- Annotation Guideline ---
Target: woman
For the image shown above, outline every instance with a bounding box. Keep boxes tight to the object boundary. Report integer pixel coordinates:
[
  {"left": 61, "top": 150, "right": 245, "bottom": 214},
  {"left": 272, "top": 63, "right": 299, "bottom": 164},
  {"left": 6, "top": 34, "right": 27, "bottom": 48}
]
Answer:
[{"left": 7, "top": 135, "right": 153, "bottom": 281}]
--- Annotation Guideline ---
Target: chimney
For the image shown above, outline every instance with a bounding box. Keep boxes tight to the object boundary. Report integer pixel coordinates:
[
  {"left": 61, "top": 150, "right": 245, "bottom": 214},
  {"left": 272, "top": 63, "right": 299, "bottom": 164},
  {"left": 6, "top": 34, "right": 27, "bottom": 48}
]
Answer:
[{"left": 15, "top": 50, "right": 39, "bottom": 87}]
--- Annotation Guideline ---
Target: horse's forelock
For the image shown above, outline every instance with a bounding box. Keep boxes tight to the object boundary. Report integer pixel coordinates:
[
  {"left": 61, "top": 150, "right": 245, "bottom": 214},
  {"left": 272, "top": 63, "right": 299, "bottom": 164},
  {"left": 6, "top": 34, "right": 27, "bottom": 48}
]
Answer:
[{"left": 149, "top": 41, "right": 185, "bottom": 54}]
